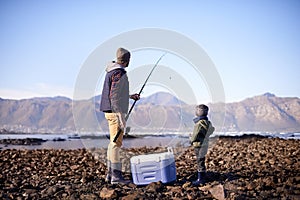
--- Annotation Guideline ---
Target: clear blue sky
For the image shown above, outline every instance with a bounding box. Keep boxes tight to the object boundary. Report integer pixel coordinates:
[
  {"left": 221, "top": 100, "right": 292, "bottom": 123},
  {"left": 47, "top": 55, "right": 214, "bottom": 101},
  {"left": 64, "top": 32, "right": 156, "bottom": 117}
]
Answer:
[{"left": 0, "top": 0, "right": 299, "bottom": 102}]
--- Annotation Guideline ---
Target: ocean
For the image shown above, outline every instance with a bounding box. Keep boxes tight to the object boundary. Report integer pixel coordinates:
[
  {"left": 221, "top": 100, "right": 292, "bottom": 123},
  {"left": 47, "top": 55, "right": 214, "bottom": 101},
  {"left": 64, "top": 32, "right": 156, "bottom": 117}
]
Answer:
[{"left": 0, "top": 132, "right": 299, "bottom": 150}]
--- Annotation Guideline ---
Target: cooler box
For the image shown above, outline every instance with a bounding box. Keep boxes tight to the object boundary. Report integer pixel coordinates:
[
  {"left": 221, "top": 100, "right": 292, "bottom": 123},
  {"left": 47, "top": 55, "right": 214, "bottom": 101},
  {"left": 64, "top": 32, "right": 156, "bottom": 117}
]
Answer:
[{"left": 130, "top": 147, "right": 177, "bottom": 185}]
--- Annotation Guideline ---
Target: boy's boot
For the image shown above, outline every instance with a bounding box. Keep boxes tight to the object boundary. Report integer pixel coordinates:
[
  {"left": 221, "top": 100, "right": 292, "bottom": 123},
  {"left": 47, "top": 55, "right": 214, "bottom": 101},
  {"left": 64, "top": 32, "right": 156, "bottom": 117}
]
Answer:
[
  {"left": 105, "top": 160, "right": 112, "bottom": 183},
  {"left": 192, "top": 171, "right": 207, "bottom": 186},
  {"left": 111, "top": 163, "right": 131, "bottom": 184}
]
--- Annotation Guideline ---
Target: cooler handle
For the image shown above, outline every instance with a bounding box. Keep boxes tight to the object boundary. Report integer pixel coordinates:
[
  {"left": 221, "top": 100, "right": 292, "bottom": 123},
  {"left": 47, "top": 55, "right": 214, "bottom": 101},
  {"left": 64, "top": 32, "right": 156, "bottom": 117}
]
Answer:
[{"left": 167, "top": 147, "right": 173, "bottom": 154}]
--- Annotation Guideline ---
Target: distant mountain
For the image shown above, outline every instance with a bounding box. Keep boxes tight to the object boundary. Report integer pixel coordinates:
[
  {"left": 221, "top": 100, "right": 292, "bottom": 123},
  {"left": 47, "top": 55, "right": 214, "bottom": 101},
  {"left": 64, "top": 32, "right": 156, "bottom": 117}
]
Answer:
[
  {"left": 221, "top": 93, "right": 300, "bottom": 132},
  {"left": 0, "top": 96, "right": 74, "bottom": 133},
  {"left": 136, "top": 92, "right": 186, "bottom": 106},
  {"left": 0, "top": 92, "right": 299, "bottom": 133}
]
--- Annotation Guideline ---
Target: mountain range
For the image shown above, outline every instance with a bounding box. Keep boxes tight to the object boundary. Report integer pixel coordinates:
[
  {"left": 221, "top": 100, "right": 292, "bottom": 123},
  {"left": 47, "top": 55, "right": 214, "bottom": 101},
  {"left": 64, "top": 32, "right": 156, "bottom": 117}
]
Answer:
[{"left": 0, "top": 92, "right": 299, "bottom": 133}]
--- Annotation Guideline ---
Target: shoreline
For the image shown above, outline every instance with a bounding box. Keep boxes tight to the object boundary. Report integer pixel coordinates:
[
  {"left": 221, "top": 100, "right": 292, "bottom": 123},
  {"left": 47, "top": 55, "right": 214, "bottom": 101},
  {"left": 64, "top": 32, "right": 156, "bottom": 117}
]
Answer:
[
  {"left": 1, "top": 136, "right": 299, "bottom": 199},
  {"left": 1, "top": 133, "right": 299, "bottom": 151}
]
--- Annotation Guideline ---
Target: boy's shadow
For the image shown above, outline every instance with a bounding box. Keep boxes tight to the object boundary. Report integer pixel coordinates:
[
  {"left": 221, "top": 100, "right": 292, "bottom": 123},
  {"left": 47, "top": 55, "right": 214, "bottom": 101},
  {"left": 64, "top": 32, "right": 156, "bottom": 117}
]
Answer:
[
  {"left": 177, "top": 171, "right": 240, "bottom": 185},
  {"left": 206, "top": 171, "right": 240, "bottom": 183}
]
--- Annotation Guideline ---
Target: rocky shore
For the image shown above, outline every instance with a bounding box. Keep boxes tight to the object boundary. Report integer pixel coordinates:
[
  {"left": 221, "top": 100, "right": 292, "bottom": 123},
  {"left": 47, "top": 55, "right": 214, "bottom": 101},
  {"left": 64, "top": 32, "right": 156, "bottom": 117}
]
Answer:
[
  {"left": 0, "top": 136, "right": 299, "bottom": 199},
  {"left": 0, "top": 138, "right": 46, "bottom": 146}
]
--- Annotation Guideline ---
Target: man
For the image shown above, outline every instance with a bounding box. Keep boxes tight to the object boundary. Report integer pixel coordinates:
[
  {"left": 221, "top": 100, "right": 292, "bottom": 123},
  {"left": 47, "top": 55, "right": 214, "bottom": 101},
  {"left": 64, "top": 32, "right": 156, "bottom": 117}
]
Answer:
[{"left": 100, "top": 47, "right": 140, "bottom": 184}]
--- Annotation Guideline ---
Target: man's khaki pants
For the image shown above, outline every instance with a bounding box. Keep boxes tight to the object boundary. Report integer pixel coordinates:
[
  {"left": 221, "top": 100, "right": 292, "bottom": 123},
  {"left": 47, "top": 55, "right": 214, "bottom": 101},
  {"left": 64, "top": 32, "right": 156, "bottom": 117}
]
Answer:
[{"left": 105, "top": 113, "right": 124, "bottom": 163}]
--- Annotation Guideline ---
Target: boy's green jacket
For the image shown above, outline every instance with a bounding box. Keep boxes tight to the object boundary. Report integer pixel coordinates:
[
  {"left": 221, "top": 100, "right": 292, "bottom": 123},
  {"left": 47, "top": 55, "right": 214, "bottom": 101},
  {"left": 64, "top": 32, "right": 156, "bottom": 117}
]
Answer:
[{"left": 190, "top": 119, "right": 215, "bottom": 147}]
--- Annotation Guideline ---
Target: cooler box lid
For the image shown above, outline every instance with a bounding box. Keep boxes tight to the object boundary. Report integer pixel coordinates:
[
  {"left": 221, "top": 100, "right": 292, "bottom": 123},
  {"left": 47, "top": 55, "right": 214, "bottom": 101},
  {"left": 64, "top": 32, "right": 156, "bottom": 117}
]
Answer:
[{"left": 130, "top": 147, "right": 174, "bottom": 164}]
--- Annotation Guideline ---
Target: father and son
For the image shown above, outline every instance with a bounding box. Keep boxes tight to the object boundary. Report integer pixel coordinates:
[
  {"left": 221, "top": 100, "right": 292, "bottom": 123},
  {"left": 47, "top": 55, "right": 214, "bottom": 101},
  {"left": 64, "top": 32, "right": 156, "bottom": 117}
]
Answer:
[{"left": 100, "top": 48, "right": 215, "bottom": 185}]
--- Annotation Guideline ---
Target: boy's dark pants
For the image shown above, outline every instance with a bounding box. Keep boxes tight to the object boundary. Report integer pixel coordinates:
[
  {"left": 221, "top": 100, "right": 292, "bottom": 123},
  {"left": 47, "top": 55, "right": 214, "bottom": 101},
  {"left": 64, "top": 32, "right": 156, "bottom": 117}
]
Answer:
[{"left": 194, "top": 143, "right": 209, "bottom": 172}]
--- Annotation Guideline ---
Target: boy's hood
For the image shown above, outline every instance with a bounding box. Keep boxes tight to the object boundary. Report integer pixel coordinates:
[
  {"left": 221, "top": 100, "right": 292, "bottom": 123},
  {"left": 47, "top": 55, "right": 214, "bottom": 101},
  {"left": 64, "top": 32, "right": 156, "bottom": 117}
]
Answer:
[
  {"left": 193, "top": 116, "right": 208, "bottom": 124},
  {"left": 105, "top": 61, "right": 124, "bottom": 72}
]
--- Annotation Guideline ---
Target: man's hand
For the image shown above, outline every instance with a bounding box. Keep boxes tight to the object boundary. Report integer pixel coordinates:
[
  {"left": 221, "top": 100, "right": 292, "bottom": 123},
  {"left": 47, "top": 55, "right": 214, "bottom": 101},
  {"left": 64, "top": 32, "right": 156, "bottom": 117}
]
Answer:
[
  {"left": 116, "top": 112, "right": 126, "bottom": 129},
  {"left": 130, "top": 93, "right": 140, "bottom": 101}
]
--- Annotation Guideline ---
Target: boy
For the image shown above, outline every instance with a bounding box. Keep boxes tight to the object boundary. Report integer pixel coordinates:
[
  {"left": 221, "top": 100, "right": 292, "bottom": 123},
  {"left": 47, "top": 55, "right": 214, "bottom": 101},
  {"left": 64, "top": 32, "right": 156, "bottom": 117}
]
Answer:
[{"left": 190, "top": 104, "right": 215, "bottom": 185}]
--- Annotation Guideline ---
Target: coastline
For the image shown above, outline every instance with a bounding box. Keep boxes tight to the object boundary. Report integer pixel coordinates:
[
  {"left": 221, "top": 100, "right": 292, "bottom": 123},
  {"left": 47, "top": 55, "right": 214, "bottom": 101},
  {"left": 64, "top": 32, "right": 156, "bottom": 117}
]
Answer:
[
  {"left": 1, "top": 136, "right": 299, "bottom": 199},
  {"left": 1, "top": 132, "right": 299, "bottom": 151}
]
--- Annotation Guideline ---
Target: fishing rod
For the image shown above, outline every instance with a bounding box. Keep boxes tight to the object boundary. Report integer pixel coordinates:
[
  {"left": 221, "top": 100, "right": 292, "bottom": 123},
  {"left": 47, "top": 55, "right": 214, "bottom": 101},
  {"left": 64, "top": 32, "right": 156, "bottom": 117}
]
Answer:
[{"left": 113, "top": 52, "right": 167, "bottom": 142}]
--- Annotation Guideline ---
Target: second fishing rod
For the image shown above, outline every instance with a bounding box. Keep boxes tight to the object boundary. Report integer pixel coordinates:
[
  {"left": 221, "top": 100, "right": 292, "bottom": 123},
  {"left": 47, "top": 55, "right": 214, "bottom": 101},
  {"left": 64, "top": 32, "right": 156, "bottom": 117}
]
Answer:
[{"left": 113, "top": 52, "right": 167, "bottom": 142}]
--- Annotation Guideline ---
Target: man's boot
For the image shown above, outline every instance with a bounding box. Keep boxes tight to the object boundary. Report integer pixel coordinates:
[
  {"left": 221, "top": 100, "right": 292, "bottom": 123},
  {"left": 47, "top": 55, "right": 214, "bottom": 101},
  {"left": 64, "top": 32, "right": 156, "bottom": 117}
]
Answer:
[
  {"left": 192, "top": 171, "right": 207, "bottom": 186},
  {"left": 105, "top": 160, "right": 112, "bottom": 183},
  {"left": 111, "top": 163, "right": 131, "bottom": 184}
]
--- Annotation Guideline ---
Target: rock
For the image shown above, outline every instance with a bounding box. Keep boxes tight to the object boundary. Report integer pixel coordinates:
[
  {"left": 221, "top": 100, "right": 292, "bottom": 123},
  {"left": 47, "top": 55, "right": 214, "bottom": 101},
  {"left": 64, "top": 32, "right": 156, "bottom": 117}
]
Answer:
[
  {"left": 121, "top": 193, "right": 141, "bottom": 200},
  {"left": 145, "top": 181, "right": 164, "bottom": 192},
  {"left": 80, "top": 193, "right": 98, "bottom": 199},
  {"left": 208, "top": 184, "right": 225, "bottom": 200},
  {"left": 100, "top": 187, "right": 118, "bottom": 199},
  {"left": 182, "top": 181, "right": 191, "bottom": 189},
  {"left": 0, "top": 138, "right": 46, "bottom": 145}
]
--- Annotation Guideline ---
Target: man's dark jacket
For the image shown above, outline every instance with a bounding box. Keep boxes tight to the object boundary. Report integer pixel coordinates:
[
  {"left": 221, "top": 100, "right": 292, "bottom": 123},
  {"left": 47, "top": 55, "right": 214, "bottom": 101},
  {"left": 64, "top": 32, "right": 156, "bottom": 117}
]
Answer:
[{"left": 100, "top": 62, "right": 129, "bottom": 113}]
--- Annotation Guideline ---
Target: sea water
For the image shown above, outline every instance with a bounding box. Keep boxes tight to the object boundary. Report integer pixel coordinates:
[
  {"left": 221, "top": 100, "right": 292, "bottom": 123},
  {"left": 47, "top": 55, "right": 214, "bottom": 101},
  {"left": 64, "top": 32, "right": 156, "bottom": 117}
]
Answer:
[
  {"left": 0, "top": 133, "right": 187, "bottom": 150},
  {"left": 0, "top": 132, "right": 299, "bottom": 150}
]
